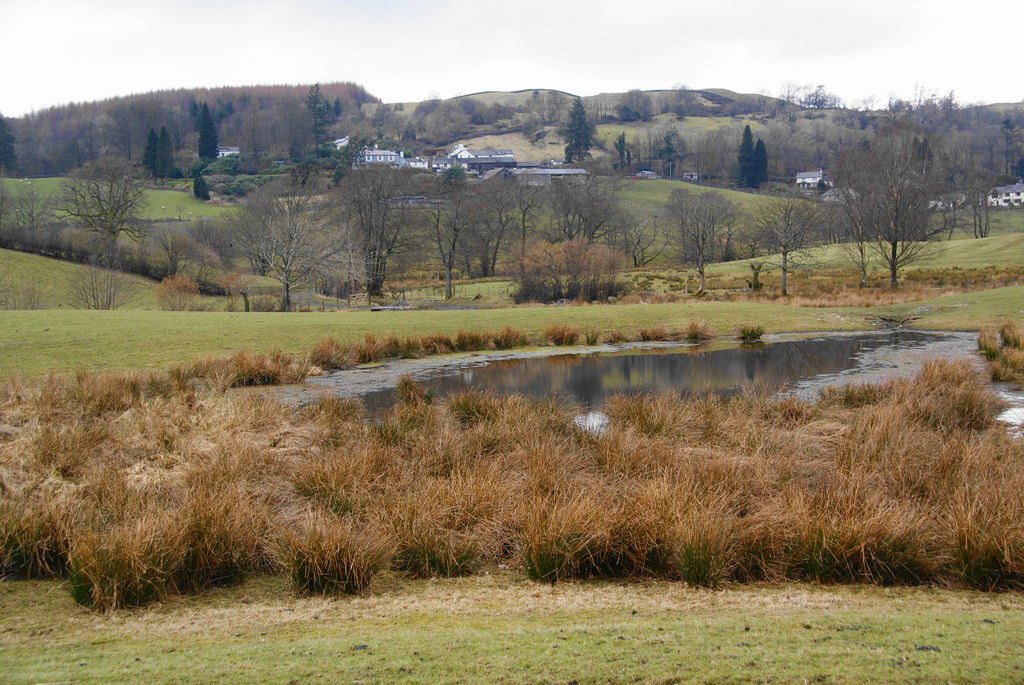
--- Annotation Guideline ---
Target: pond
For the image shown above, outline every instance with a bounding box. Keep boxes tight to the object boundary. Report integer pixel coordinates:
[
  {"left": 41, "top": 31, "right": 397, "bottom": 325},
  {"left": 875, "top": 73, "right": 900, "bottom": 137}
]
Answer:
[{"left": 269, "top": 330, "right": 1024, "bottom": 429}]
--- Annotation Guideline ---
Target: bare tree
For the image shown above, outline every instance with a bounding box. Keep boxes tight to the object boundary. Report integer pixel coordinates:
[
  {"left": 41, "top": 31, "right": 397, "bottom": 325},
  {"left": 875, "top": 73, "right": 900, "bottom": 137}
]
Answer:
[
  {"left": 463, "top": 179, "right": 519, "bottom": 278},
  {"left": 231, "top": 166, "right": 341, "bottom": 311},
  {"left": 836, "top": 127, "right": 945, "bottom": 287},
  {"left": 337, "top": 167, "right": 413, "bottom": 296},
  {"left": 616, "top": 205, "right": 667, "bottom": 267},
  {"left": 747, "top": 194, "right": 823, "bottom": 295},
  {"left": 59, "top": 156, "right": 147, "bottom": 243},
  {"left": 421, "top": 176, "right": 475, "bottom": 299},
  {"left": 666, "top": 188, "right": 738, "bottom": 294},
  {"left": 67, "top": 255, "right": 137, "bottom": 310},
  {"left": 12, "top": 183, "right": 54, "bottom": 232},
  {"left": 544, "top": 176, "right": 620, "bottom": 244}
]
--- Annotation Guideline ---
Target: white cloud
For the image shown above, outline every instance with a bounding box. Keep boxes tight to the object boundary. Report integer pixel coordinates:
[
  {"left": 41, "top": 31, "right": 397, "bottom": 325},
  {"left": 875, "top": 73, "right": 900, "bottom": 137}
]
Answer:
[{"left": 0, "top": 0, "right": 1018, "bottom": 117}]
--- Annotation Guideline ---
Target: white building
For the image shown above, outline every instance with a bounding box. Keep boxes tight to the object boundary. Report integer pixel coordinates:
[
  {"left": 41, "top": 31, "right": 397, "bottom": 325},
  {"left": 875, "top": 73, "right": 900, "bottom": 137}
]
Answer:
[
  {"left": 216, "top": 146, "right": 240, "bottom": 158},
  {"left": 988, "top": 183, "right": 1024, "bottom": 207},
  {"left": 796, "top": 169, "right": 829, "bottom": 189},
  {"left": 358, "top": 148, "right": 403, "bottom": 165}
]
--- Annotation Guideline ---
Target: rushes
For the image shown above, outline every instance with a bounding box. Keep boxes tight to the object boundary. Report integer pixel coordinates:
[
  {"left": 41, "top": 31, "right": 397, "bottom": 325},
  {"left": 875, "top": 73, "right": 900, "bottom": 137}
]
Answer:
[
  {"left": 982, "top": 324, "right": 1024, "bottom": 381},
  {"left": 2, "top": 348, "right": 1023, "bottom": 612},
  {"left": 284, "top": 512, "right": 391, "bottom": 595}
]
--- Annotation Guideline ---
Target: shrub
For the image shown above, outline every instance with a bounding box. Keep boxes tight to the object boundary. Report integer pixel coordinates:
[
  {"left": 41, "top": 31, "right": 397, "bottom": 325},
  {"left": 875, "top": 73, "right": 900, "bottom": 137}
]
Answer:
[
  {"left": 977, "top": 328, "right": 1002, "bottom": 360},
  {"left": 284, "top": 512, "right": 390, "bottom": 595},
  {"left": 154, "top": 273, "right": 200, "bottom": 311},
  {"left": 308, "top": 337, "right": 353, "bottom": 370},
  {"left": 420, "top": 333, "right": 455, "bottom": 355},
  {"left": 454, "top": 329, "right": 491, "bottom": 352},
  {"left": 1000, "top": 322, "right": 1023, "bottom": 349},
  {"left": 737, "top": 324, "right": 765, "bottom": 342},
  {"left": 685, "top": 320, "right": 715, "bottom": 342},
  {"left": 492, "top": 326, "right": 529, "bottom": 350},
  {"left": 67, "top": 515, "right": 181, "bottom": 610},
  {"left": 544, "top": 324, "right": 580, "bottom": 346}
]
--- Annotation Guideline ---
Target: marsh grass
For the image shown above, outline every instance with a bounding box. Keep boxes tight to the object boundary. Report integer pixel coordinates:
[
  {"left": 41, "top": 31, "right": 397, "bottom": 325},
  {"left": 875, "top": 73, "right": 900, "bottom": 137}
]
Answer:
[
  {"left": 738, "top": 323, "right": 766, "bottom": 342},
  {"left": 544, "top": 324, "right": 580, "bottom": 346},
  {"left": 685, "top": 320, "right": 715, "bottom": 342},
  {"left": 980, "top": 325, "right": 1024, "bottom": 381},
  {"left": 1, "top": 355, "right": 1020, "bottom": 611}
]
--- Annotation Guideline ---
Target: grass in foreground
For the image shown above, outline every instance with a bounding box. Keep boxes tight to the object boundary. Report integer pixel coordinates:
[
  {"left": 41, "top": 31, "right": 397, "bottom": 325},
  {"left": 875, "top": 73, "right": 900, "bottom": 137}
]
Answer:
[{"left": 1, "top": 574, "right": 1022, "bottom": 684}]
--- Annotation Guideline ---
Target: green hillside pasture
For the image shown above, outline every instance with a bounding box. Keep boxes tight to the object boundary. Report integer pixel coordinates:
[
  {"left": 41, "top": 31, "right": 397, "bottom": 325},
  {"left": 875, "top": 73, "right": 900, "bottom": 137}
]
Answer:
[
  {"left": 3, "top": 576, "right": 1022, "bottom": 685},
  {"left": 0, "top": 248, "right": 223, "bottom": 311},
  {"left": 596, "top": 114, "right": 751, "bottom": 148},
  {"left": 2, "top": 178, "right": 229, "bottom": 220},
  {"left": 619, "top": 177, "right": 763, "bottom": 211},
  {"left": 0, "top": 300, "right": 870, "bottom": 377}
]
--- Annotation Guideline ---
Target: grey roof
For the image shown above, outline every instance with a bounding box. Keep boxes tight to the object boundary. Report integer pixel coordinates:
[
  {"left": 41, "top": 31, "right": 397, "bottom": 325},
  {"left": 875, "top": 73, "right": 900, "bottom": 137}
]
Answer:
[
  {"left": 992, "top": 183, "right": 1024, "bottom": 194},
  {"left": 796, "top": 170, "right": 825, "bottom": 179},
  {"left": 510, "top": 168, "right": 587, "bottom": 176}
]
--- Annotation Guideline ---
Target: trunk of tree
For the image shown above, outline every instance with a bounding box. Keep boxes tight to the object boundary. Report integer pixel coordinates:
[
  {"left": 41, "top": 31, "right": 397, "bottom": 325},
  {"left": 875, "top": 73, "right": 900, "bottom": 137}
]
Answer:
[
  {"left": 780, "top": 251, "right": 789, "bottom": 295},
  {"left": 280, "top": 282, "right": 291, "bottom": 312},
  {"left": 889, "top": 241, "right": 899, "bottom": 287},
  {"left": 697, "top": 266, "right": 706, "bottom": 295}
]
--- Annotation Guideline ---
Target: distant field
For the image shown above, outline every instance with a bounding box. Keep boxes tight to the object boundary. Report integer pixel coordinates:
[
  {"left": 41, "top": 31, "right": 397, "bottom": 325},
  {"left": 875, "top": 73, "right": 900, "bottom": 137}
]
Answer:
[
  {"left": 0, "top": 248, "right": 228, "bottom": 311},
  {"left": 619, "top": 177, "right": 762, "bottom": 210},
  {"left": 2, "top": 178, "right": 230, "bottom": 220},
  {"left": 3, "top": 286, "right": 1023, "bottom": 377}
]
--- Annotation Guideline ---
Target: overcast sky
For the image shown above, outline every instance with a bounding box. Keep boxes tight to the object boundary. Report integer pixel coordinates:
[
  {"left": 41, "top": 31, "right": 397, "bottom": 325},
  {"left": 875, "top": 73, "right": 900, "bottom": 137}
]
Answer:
[{"left": 1, "top": 0, "right": 1019, "bottom": 117}]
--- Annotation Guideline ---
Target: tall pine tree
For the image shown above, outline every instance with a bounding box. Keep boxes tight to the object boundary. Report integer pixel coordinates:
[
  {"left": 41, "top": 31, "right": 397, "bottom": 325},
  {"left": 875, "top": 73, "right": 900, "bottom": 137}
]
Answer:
[
  {"left": 156, "top": 126, "right": 174, "bottom": 177},
  {"left": 306, "top": 84, "right": 329, "bottom": 151},
  {"left": 0, "top": 113, "right": 18, "bottom": 176},
  {"left": 752, "top": 138, "right": 769, "bottom": 187},
  {"left": 142, "top": 128, "right": 159, "bottom": 177},
  {"left": 563, "top": 97, "right": 595, "bottom": 163},
  {"left": 198, "top": 103, "right": 218, "bottom": 161},
  {"left": 736, "top": 125, "right": 755, "bottom": 187}
]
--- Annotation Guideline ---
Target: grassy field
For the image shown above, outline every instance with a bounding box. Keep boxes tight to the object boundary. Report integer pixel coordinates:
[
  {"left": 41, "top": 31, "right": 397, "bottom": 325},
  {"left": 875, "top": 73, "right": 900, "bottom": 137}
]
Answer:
[
  {"left": 620, "top": 177, "right": 762, "bottom": 210},
  {"left": 2, "top": 575, "right": 1021, "bottom": 684},
  {"left": 1, "top": 286, "right": 1022, "bottom": 377},
  {"left": 2, "top": 178, "right": 230, "bottom": 220},
  {"left": 0, "top": 299, "right": 862, "bottom": 377},
  {"left": 0, "top": 248, "right": 225, "bottom": 311}
]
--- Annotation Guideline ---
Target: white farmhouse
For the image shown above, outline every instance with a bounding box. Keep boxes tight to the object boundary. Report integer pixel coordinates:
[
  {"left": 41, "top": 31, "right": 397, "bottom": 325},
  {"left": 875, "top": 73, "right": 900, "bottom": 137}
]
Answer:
[
  {"left": 988, "top": 183, "right": 1024, "bottom": 207},
  {"left": 795, "top": 169, "right": 829, "bottom": 189}
]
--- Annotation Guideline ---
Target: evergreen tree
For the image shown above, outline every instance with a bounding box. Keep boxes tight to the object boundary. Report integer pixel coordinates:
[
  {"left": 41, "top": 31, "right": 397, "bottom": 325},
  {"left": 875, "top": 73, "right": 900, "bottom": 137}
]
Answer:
[
  {"left": 192, "top": 174, "right": 210, "bottom": 201},
  {"left": 0, "top": 114, "right": 18, "bottom": 175},
  {"left": 142, "top": 128, "right": 159, "bottom": 177},
  {"left": 614, "top": 131, "right": 628, "bottom": 169},
  {"left": 563, "top": 97, "right": 595, "bottom": 163},
  {"left": 736, "top": 125, "right": 755, "bottom": 187},
  {"left": 657, "top": 134, "right": 678, "bottom": 178},
  {"left": 752, "top": 138, "right": 769, "bottom": 187},
  {"left": 198, "top": 103, "right": 218, "bottom": 160},
  {"left": 156, "top": 126, "right": 174, "bottom": 177},
  {"left": 306, "top": 84, "right": 329, "bottom": 151}
]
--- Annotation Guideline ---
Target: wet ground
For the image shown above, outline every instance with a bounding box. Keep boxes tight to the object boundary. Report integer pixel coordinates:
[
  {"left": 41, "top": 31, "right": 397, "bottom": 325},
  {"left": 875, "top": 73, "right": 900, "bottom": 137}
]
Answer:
[{"left": 260, "top": 330, "right": 1024, "bottom": 431}]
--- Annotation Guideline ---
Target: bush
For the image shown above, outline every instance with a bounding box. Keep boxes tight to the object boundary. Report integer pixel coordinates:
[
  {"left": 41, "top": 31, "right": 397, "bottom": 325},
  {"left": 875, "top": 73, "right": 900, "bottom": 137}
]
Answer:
[
  {"left": 155, "top": 273, "right": 201, "bottom": 311},
  {"left": 285, "top": 513, "right": 390, "bottom": 595},
  {"left": 544, "top": 324, "right": 580, "bottom": 346}
]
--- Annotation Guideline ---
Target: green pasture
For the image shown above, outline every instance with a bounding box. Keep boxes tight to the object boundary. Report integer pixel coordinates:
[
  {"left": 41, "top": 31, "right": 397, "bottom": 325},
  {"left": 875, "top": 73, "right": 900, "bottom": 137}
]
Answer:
[
  {"left": 2, "top": 178, "right": 229, "bottom": 220},
  {"left": 4, "top": 285, "right": 1023, "bottom": 377},
  {"left": 2, "top": 575, "right": 1021, "bottom": 685},
  {"left": 0, "top": 248, "right": 225, "bottom": 311},
  {"left": 619, "top": 177, "right": 762, "bottom": 210}
]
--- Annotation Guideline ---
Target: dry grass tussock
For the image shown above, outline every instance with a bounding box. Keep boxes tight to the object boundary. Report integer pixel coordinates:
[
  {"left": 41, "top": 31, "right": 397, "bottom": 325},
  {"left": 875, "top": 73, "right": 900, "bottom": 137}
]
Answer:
[
  {"left": 979, "top": 323, "right": 1024, "bottom": 381},
  {"left": 1, "top": 356, "right": 1020, "bottom": 610}
]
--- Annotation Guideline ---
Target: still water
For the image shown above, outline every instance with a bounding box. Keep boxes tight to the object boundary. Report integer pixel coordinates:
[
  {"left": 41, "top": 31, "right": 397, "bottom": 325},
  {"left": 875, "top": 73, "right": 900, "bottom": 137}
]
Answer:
[{"left": 341, "top": 331, "right": 977, "bottom": 414}]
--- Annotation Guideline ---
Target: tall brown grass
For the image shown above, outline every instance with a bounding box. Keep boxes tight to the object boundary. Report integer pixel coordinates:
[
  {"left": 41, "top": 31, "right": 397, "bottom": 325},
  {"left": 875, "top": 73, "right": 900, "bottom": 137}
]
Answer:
[{"left": 1, "top": 355, "right": 1020, "bottom": 611}]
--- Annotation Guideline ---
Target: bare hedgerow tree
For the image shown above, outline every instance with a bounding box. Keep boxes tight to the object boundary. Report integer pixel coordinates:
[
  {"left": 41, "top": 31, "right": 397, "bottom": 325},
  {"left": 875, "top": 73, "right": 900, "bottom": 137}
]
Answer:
[
  {"left": 747, "top": 194, "right": 823, "bottom": 295},
  {"left": 230, "top": 165, "right": 341, "bottom": 311},
  {"left": 59, "top": 156, "right": 147, "bottom": 244},
  {"left": 666, "top": 188, "right": 738, "bottom": 295},
  {"left": 616, "top": 204, "right": 667, "bottom": 267},
  {"left": 835, "top": 126, "right": 945, "bottom": 287},
  {"left": 67, "top": 255, "right": 137, "bottom": 310}
]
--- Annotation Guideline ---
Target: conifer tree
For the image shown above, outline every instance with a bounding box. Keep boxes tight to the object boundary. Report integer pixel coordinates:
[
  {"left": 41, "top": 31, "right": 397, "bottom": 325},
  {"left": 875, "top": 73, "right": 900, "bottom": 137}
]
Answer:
[
  {"left": 563, "top": 97, "right": 595, "bottom": 163},
  {"left": 192, "top": 174, "right": 209, "bottom": 201},
  {"left": 142, "top": 128, "right": 159, "bottom": 177},
  {"left": 0, "top": 113, "right": 18, "bottom": 175},
  {"left": 156, "top": 126, "right": 174, "bottom": 177},
  {"left": 736, "top": 125, "right": 755, "bottom": 187},
  {"left": 752, "top": 138, "right": 769, "bottom": 187},
  {"left": 306, "top": 84, "right": 329, "bottom": 150},
  {"left": 198, "top": 103, "right": 218, "bottom": 160}
]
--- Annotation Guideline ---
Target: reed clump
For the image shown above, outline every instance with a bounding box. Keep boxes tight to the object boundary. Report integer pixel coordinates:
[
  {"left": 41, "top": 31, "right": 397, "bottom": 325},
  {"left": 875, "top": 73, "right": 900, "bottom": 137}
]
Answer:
[
  {"left": 982, "top": 324, "right": 1024, "bottom": 381},
  {"left": 1, "top": 354, "right": 1021, "bottom": 611},
  {"left": 544, "top": 324, "right": 580, "bottom": 346}
]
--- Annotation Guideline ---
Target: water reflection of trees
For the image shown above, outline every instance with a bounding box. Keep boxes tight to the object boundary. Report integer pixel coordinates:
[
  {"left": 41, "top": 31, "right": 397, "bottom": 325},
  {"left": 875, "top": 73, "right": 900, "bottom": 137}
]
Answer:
[{"left": 358, "top": 332, "right": 941, "bottom": 412}]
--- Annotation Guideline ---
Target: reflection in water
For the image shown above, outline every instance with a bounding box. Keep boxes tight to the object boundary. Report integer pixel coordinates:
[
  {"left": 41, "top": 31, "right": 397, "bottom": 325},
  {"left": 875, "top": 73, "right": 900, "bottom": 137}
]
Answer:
[{"left": 357, "top": 331, "right": 946, "bottom": 414}]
